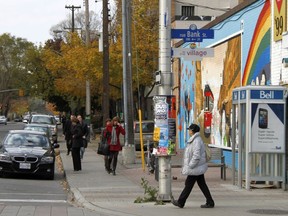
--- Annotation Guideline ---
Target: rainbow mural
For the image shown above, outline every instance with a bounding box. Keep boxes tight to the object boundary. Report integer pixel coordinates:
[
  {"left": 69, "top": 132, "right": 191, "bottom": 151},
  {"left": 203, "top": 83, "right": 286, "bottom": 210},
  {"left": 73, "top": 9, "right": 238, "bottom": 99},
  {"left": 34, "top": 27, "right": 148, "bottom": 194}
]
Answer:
[{"left": 242, "top": 0, "right": 271, "bottom": 86}]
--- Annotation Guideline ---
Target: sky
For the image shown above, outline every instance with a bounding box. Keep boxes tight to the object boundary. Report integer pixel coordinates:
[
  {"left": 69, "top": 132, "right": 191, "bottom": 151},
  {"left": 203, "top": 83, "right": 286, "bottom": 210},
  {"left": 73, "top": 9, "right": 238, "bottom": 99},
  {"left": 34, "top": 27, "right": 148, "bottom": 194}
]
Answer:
[{"left": 0, "top": 0, "right": 103, "bottom": 45}]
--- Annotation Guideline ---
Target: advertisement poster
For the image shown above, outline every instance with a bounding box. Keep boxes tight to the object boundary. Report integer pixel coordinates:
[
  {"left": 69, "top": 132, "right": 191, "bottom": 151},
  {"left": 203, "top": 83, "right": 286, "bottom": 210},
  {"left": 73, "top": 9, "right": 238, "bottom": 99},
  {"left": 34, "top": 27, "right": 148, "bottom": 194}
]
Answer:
[
  {"left": 251, "top": 103, "right": 285, "bottom": 153},
  {"left": 153, "top": 96, "right": 169, "bottom": 154}
]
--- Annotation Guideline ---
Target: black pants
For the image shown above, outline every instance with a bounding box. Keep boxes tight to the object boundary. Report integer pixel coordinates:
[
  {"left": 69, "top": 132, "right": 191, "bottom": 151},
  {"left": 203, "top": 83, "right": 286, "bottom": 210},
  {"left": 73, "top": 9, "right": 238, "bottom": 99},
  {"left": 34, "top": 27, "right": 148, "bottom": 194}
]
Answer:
[
  {"left": 71, "top": 147, "right": 82, "bottom": 171},
  {"left": 178, "top": 174, "right": 214, "bottom": 207},
  {"left": 108, "top": 151, "right": 119, "bottom": 171},
  {"left": 66, "top": 139, "right": 72, "bottom": 153}
]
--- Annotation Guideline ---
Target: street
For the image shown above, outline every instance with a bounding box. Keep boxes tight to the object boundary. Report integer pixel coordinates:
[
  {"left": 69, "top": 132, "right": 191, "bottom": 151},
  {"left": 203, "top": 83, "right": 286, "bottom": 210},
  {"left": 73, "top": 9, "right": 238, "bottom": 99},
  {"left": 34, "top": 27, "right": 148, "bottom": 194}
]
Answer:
[{"left": 0, "top": 122, "right": 97, "bottom": 216}]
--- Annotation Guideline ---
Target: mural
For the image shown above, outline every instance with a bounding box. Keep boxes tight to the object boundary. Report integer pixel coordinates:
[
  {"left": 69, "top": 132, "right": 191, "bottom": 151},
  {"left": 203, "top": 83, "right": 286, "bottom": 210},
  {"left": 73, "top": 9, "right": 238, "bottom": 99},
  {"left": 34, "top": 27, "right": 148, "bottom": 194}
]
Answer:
[
  {"left": 242, "top": 0, "right": 271, "bottom": 86},
  {"left": 177, "top": 0, "right": 271, "bottom": 149}
]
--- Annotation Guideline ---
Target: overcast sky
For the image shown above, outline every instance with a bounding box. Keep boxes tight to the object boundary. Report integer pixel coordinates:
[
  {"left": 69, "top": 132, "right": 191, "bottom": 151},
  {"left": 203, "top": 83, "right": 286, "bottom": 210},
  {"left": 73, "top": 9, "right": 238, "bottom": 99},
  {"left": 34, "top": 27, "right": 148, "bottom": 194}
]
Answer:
[{"left": 0, "top": 0, "right": 103, "bottom": 45}]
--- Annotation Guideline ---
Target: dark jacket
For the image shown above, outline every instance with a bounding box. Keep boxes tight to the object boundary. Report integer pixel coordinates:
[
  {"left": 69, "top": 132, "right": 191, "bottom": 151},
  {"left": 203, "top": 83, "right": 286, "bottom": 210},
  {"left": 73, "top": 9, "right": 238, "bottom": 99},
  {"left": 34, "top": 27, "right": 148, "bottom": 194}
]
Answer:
[
  {"left": 71, "top": 123, "right": 83, "bottom": 148},
  {"left": 105, "top": 124, "right": 125, "bottom": 152},
  {"left": 64, "top": 119, "right": 72, "bottom": 140}
]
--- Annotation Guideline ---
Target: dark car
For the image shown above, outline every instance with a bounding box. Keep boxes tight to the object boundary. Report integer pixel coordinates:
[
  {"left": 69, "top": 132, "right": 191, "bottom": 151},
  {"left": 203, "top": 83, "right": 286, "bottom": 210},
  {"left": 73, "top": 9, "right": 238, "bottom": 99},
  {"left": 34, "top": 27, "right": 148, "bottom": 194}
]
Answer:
[{"left": 0, "top": 130, "right": 59, "bottom": 180}]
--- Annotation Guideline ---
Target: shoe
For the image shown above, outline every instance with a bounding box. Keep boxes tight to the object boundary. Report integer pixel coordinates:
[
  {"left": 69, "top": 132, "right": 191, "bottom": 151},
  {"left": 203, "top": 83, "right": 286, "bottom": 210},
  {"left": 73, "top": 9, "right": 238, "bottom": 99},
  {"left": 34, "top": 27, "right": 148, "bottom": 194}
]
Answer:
[
  {"left": 105, "top": 168, "right": 112, "bottom": 174},
  {"left": 112, "top": 170, "right": 116, "bottom": 176},
  {"left": 200, "top": 203, "right": 215, "bottom": 208},
  {"left": 171, "top": 197, "right": 183, "bottom": 208}
]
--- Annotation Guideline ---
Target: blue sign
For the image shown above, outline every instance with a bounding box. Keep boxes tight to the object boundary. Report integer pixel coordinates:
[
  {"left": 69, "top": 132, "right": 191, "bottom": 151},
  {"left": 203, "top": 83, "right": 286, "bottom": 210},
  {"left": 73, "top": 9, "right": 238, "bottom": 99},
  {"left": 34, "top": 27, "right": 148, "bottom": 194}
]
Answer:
[
  {"left": 171, "top": 29, "right": 214, "bottom": 42},
  {"left": 232, "top": 91, "right": 238, "bottom": 101},
  {"left": 251, "top": 90, "right": 284, "bottom": 100}
]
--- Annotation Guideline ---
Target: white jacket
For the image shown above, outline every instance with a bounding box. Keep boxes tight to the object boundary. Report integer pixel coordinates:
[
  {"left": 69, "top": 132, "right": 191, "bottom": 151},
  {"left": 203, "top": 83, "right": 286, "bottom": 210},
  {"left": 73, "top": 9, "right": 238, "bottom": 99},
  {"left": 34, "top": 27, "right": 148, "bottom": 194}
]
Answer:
[{"left": 182, "top": 132, "right": 208, "bottom": 176}]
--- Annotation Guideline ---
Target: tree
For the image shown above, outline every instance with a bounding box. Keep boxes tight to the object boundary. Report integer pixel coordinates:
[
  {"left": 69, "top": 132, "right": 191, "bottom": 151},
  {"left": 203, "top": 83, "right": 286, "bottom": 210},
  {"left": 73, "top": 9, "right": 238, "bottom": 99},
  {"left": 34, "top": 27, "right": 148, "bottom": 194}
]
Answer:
[
  {"left": 0, "top": 33, "right": 36, "bottom": 115},
  {"left": 110, "top": 0, "right": 159, "bottom": 119}
]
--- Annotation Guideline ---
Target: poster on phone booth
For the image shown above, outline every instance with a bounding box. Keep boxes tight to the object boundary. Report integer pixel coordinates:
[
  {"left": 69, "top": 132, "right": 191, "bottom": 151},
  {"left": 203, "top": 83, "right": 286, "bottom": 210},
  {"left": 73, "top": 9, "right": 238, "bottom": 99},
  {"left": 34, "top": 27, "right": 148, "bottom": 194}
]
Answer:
[{"left": 251, "top": 103, "right": 285, "bottom": 153}]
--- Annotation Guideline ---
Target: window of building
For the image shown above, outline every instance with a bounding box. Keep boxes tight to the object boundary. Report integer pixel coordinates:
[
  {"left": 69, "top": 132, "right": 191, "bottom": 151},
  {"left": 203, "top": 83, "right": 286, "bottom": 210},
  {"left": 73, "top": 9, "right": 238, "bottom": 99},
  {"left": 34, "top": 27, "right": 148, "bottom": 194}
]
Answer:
[{"left": 181, "top": 6, "right": 195, "bottom": 17}]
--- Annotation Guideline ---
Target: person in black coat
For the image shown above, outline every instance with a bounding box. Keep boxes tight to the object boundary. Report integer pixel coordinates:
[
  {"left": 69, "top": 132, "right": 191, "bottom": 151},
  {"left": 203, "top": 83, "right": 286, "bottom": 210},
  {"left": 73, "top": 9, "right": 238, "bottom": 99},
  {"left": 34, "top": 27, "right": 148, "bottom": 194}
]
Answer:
[
  {"left": 71, "top": 116, "right": 83, "bottom": 171},
  {"left": 77, "top": 115, "right": 89, "bottom": 159},
  {"left": 63, "top": 115, "right": 74, "bottom": 155}
]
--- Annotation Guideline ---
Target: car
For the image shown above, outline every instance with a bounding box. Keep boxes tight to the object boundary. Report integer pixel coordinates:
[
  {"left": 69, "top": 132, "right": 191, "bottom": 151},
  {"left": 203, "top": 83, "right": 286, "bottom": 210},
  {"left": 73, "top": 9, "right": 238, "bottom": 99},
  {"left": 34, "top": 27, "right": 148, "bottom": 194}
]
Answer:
[
  {"left": 28, "top": 114, "right": 58, "bottom": 142},
  {"left": 23, "top": 123, "right": 57, "bottom": 144},
  {"left": 22, "top": 114, "right": 31, "bottom": 123},
  {"left": 0, "top": 130, "right": 59, "bottom": 179},
  {"left": 14, "top": 116, "right": 22, "bottom": 122},
  {"left": 0, "top": 116, "right": 7, "bottom": 125},
  {"left": 119, "top": 120, "right": 154, "bottom": 151},
  {"left": 54, "top": 116, "right": 61, "bottom": 125},
  {"left": 134, "top": 120, "right": 154, "bottom": 151}
]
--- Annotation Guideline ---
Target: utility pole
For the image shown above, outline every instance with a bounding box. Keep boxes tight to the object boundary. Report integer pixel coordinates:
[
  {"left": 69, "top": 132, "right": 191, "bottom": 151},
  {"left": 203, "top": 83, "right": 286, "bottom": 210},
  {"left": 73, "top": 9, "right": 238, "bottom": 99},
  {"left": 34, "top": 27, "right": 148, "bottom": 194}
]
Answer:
[
  {"left": 84, "top": 0, "right": 92, "bottom": 139},
  {"left": 65, "top": 5, "right": 81, "bottom": 32},
  {"left": 155, "top": 0, "right": 172, "bottom": 201},
  {"left": 102, "top": 0, "right": 110, "bottom": 124},
  {"left": 122, "top": 0, "right": 135, "bottom": 164}
]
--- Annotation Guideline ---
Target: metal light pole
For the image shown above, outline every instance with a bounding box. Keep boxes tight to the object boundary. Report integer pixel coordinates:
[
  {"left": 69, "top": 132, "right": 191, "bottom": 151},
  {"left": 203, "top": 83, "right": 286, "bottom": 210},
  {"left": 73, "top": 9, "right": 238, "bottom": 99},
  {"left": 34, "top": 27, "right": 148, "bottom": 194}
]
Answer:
[
  {"left": 84, "top": 0, "right": 91, "bottom": 137},
  {"left": 122, "top": 0, "right": 135, "bottom": 164},
  {"left": 156, "top": 0, "right": 172, "bottom": 201}
]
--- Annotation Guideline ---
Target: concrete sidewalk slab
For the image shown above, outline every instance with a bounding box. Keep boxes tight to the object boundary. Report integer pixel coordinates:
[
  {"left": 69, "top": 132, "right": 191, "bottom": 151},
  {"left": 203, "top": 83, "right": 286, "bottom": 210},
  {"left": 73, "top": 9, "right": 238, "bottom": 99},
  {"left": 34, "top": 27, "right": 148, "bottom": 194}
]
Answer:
[{"left": 60, "top": 138, "right": 288, "bottom": 216}]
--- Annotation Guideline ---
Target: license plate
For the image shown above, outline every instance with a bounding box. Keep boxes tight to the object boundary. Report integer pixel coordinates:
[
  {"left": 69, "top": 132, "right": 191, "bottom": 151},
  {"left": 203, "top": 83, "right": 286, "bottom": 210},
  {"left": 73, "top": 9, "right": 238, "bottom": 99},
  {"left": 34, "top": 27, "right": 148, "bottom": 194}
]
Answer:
[
  {"left": 19, "top": 163, "right": 31, "bottom": 169},
  {"left": 144, "top": 135, "right": 152, "bottom": 139}
]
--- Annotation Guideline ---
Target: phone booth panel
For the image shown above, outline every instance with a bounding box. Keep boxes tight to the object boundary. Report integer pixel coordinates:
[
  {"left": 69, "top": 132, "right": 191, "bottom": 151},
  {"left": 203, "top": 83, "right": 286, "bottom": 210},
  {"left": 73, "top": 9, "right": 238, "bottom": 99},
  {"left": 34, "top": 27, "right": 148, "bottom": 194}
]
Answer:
[{"left": 232, "top": 86, "right": 287, "bottom": 190}]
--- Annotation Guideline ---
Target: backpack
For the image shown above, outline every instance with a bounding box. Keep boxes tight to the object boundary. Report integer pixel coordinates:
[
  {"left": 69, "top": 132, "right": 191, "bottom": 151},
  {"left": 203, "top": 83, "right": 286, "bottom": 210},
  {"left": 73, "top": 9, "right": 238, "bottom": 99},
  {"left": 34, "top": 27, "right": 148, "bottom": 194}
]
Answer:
[{"left": 205, "top": 143, "right": 211, "bottom": 162}]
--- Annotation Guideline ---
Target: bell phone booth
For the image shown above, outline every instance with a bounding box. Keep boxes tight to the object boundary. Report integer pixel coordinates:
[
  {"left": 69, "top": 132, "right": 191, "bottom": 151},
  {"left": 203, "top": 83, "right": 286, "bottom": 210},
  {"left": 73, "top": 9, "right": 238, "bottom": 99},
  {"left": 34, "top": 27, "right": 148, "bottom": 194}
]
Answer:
[{"left": 232, "top": 86, "right": 287, "bottom": 190}]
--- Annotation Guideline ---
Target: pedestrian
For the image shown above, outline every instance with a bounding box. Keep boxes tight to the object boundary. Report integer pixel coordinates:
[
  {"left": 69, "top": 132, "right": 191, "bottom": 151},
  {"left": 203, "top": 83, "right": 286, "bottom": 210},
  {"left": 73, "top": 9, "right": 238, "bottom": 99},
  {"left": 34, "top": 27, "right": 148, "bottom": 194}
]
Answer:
[
  {"left": 101, "top": 118, "right": 112, "bottom": 173},
  {"left": 104, "top": 116, "right": 125, "bottom": 175},
  {"left": 63, "top": 115, "right": 74, "bottom": 155},
  {"left": 77, "top": 115, "right": 89, "bottom": 159},
  {"left": 171, "top": 123, "right": 215, "bottom": 208},
  {"left": 71, "top": 116, "right": 83, "bottom": 171},
  {"left": 61, "top": 113, "right": 67, "bottom": 131}
]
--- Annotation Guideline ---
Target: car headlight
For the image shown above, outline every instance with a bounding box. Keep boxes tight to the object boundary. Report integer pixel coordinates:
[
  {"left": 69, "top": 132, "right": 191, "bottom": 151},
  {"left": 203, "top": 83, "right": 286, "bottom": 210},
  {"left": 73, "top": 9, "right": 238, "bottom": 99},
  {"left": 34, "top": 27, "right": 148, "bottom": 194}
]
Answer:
[
  {"left": 0, "top": 154, "right": 11, "bottom": 161},
  {"left": 41, "top": 156, "right": 54, "bottom": 163}
]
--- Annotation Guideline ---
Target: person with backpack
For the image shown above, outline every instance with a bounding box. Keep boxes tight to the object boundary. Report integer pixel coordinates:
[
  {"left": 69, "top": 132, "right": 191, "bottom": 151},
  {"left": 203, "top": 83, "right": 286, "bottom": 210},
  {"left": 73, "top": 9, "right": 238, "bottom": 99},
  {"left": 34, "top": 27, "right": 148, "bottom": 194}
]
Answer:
[{"left": 171, "top": 123, "right": 215, "bottom": 208}]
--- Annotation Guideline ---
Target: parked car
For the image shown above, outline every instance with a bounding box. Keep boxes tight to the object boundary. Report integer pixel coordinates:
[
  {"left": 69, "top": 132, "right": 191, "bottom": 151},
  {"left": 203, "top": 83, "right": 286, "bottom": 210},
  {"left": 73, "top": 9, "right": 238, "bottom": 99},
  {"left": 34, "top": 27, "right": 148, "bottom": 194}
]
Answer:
[
  {"left": 119, "top": 120, "right": 155, "bottom": 151},
  {"left": 134, "top": 120, "right": 154, "bottom": 151},
  {"left": 23, "top": 123, "right": 57, "bottom": 144},
  {"left": 22, "top": 114, "right": 31, "bottom": 123},
  {"left": 14, "top": 116, "right": 22, "bottom": 122},
  {"left": 0, "top": 130, "right": 59, "bottom": 179},
  {"left": 0, "top": 116, "right": 7, "bottom": 125},
  {"left": 28, "top": 114, "right": 58, "bottom": 142},
  {"left": 54, "top": 116, "right": 61, "bottom": 125}
]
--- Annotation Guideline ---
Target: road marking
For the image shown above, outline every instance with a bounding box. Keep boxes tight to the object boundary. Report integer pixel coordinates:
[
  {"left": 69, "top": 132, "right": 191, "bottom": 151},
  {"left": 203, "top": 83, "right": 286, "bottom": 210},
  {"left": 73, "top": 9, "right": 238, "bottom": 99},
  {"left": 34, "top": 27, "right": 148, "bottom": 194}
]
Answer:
[{"left": 0, "top": 199, "right": 67, "bottom": 203}]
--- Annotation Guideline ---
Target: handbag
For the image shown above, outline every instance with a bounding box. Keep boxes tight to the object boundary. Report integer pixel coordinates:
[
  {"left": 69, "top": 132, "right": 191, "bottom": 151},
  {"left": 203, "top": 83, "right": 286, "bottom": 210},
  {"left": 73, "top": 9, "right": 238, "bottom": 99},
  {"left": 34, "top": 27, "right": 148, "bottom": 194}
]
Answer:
[{"left": 97, "top": 139, "right": 110, "bottom": 156}]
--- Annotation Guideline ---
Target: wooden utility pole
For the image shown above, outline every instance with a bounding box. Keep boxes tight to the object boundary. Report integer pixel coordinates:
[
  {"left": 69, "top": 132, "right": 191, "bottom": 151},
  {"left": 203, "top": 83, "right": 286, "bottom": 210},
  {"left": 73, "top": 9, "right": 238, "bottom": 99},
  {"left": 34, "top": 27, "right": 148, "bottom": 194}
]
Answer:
[
  {"left": 102, "top": 0, "right": 110, "bottom": 124},
  {"left": 65, "top": 5, "right": 81, "bottom": 32}
]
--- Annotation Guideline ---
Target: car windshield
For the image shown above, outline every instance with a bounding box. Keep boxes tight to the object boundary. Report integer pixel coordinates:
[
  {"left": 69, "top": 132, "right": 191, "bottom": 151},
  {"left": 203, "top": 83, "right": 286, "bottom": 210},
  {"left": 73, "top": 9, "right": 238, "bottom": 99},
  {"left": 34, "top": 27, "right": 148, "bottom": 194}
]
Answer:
[
  {"left": 134, "top": 122, "right": 154, "bottom": 133},
  {"left": 24, "top": 126, "right": 49, "bottom": 134},
  {"left": 4, "top": 133, "right": 49, "bottom": 148},
  {"left": 31, "top": 116, "right": 55, "bottom": 125}
]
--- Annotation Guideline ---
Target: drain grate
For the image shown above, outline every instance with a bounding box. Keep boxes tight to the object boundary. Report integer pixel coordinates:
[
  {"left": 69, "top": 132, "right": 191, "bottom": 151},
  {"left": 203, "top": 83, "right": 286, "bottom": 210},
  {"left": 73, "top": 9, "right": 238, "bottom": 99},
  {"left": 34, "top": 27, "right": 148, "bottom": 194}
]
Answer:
[{"left": 248, "top": 209, "right": 288, "bottom": 215}]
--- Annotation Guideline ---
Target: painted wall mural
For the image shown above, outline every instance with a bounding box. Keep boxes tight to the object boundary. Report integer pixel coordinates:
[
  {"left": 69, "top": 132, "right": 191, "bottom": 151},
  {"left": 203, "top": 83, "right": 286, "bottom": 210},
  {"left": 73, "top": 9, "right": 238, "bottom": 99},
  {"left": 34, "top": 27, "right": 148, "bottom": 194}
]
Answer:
[
  {"left": 242, "top": 0, "right": 271, "bottom": 86},
  {"left": 178, "top": 0, "right": 272, "bottom": 149}
]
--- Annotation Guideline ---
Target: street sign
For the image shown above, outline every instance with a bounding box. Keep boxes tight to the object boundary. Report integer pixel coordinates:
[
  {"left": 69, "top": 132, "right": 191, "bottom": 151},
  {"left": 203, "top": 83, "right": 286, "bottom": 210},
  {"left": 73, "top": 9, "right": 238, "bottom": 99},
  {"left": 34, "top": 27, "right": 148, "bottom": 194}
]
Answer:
[
  {"left": 172, "top": 48, "right": 214, "bottom": 60},
  {"left": 171, "top": 29, "right": 214, "bottom": 42}
]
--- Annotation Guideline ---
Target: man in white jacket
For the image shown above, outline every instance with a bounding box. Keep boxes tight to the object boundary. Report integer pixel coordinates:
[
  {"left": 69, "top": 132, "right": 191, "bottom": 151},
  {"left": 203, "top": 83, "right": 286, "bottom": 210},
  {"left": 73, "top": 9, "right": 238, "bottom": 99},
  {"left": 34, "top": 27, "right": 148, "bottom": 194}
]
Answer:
[{"left": 172, "top": 123, "right": 215, "bottom": 208}]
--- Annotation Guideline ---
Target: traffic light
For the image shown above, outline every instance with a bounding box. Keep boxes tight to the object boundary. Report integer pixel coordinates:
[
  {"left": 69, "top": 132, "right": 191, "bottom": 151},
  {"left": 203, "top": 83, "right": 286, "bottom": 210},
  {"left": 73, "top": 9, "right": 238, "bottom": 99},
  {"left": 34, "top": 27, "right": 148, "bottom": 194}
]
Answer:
[{"left": 19, "top": 89, "right": 24, "bottom": 97}]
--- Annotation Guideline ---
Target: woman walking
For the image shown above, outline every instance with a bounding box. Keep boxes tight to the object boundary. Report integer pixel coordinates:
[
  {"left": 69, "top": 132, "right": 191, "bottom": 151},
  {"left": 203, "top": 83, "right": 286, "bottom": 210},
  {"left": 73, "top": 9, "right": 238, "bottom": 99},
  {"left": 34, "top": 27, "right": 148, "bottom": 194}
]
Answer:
[
  {"left": 71, "top": 116, "right": 83, "bottom": 171},
  {"left": 172, "top": 123, "right": 215, "bottom": 208},
  {"left": 104, "top": 116, "right": 125, "bottom": 175}
]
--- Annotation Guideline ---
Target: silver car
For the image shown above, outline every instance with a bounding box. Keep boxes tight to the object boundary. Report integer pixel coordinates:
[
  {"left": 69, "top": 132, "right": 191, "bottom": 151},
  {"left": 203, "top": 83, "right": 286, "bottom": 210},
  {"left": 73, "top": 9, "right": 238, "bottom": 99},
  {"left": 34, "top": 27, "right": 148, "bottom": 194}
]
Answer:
[
  {"left": 0, "top": 116, "right": 7, "bottom": 125},
  {"left": 28, "top": 114, "right": 58, "bottom": 142}
]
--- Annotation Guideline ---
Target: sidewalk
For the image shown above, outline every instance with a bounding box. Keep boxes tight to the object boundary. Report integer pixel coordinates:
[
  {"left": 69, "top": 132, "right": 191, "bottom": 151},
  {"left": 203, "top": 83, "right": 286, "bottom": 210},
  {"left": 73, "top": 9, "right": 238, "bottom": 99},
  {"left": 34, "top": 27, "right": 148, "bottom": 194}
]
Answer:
[{"left": 60, "top": 138, "right": 288, "bottom": 216}]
